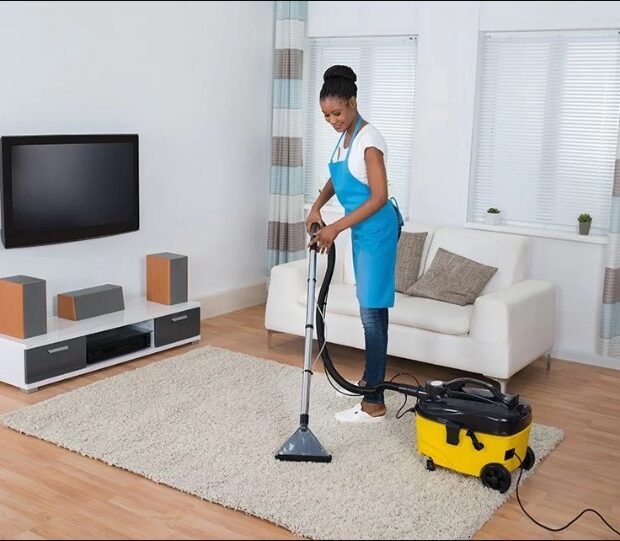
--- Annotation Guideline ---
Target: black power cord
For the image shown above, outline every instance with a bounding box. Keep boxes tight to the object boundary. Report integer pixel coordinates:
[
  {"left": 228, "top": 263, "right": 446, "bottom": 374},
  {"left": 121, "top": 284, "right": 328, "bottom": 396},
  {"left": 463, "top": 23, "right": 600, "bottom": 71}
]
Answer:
[
  {"left": 395, "top": 393, "right": 415, "bottom": 420},
  {"left": 389, "top": 373, "right": 420, "bottom": 419},
  {"left": 514, "top": 452, "right": 620, "bottom": 536}
]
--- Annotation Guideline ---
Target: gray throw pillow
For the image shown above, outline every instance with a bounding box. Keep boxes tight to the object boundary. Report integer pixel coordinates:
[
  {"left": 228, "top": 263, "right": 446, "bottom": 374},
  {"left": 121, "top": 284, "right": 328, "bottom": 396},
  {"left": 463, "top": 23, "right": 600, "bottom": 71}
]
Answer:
[
  {"left": 405, "top": 248, "right": 498, "bottom": 306},
  {"left": 395, "top": 231, "right": 428, "bottom": 293}
]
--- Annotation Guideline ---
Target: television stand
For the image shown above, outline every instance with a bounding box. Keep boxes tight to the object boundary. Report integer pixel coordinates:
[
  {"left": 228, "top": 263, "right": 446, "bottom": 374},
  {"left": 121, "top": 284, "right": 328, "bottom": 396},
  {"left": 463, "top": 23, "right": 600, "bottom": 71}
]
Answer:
[{"left": 0, "top": 298, "right": 201, "bottom": 392}]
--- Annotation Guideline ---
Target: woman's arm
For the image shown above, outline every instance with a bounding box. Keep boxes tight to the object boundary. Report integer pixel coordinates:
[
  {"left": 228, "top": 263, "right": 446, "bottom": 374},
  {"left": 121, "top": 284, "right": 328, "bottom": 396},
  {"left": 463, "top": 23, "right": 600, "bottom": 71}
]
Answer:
[
  {"left": 306, "top": 179, "right": 335, "bottom": 232},
  {"left": 312, "top": 179, "right": 335, "bottom": 211}
]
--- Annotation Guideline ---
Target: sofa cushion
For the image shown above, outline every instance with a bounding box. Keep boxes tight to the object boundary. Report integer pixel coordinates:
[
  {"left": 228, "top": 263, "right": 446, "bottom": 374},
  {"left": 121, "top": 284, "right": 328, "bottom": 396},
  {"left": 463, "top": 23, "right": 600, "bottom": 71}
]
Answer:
[
  {"left": 395, "top": 231, "right": 428, "bottom": 293},
  {"left": 423, "top": 227, "right": 529, "bottom": 294},
  {"left": 392, "top": 293, "right": 472, "bottom": 335},
  {"left": 297, "top": 284, "right": 472, "bottom": 335},
  {"left": 406, "top": 248, "right": 498, "bottom": 306}
]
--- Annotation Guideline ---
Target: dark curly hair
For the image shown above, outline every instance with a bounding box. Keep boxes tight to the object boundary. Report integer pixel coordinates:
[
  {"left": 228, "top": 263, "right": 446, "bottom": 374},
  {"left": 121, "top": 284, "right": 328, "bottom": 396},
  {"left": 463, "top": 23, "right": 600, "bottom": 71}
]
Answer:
[{"left": 319, "top": 65, "right": 357, "bottom": 101}]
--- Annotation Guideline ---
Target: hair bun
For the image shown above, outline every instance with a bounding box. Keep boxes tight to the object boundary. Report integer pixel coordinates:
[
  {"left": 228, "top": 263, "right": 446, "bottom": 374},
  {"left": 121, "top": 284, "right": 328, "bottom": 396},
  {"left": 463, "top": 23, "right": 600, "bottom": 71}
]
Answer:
[{"left": 323, "top": 65, "right": 357, "bottom": 83}]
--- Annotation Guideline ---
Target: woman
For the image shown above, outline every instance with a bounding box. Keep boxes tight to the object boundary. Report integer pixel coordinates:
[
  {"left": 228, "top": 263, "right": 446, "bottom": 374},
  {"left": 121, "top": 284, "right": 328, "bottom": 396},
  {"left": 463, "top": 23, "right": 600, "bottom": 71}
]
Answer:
[{"left": 307, "top": 65, "right": 403, "bottom": 423}]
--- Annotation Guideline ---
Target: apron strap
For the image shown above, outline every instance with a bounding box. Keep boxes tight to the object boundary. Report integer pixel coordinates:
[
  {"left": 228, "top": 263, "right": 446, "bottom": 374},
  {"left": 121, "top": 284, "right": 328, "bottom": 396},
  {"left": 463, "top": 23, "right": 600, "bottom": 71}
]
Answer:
[
  {"left": 329, "top": 131, "right": 346, "bottom": 163},
  {"left": 345, "top": 115, "right": 364, "bottom": 162}
]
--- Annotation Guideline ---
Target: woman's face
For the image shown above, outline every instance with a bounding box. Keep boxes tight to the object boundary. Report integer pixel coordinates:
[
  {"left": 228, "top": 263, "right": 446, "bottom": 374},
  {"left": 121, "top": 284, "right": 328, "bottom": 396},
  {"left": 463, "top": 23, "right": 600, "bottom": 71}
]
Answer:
[{"left": 320, "top": 97, "right": 357, "bottom": 133}]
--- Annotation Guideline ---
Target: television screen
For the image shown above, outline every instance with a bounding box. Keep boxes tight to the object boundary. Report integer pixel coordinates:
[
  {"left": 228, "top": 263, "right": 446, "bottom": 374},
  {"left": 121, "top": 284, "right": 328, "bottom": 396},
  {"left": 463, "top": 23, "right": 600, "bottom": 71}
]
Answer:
[{"left": 1, "top": 134, "right": 139, "bottom": 248}]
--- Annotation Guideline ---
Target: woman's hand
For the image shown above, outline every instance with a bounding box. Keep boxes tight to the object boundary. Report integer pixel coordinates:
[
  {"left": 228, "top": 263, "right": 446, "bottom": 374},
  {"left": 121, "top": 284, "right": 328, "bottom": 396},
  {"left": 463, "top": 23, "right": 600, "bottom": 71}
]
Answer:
[
  {"left": 305, "top": 207, "right": 324, "bottom": 233},
  {"left": 308, "top": 223, "right": 340, "bottom": 253}
]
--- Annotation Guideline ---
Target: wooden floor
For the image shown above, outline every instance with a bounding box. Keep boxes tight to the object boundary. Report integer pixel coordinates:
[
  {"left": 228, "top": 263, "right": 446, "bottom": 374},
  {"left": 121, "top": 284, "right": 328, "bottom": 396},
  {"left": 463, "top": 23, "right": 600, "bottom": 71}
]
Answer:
[{"left": 0, "top": 304, "right": 619, "bottom": 540}]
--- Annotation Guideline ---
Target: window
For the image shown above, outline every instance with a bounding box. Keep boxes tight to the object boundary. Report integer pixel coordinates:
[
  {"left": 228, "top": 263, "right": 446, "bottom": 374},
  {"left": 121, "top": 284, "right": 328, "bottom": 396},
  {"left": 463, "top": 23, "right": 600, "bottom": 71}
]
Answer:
[
  {"left": 469, "top": 30, "right": 620, "bottom": 235},
  {"left": 304, "top": 36, "right": 417, "bottom": 216}
]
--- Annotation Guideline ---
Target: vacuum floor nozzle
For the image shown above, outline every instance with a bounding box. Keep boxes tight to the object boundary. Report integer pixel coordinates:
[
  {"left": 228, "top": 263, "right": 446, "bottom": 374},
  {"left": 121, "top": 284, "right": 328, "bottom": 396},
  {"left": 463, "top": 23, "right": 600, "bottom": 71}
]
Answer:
[{"left": 275, "top": 426, "right": 332, "bottom": 463}]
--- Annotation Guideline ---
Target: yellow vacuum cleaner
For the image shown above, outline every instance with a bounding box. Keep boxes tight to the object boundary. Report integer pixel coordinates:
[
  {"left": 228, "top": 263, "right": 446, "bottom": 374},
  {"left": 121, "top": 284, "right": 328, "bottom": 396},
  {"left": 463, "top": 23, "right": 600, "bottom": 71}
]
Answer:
[{"left": 415, "top": 378, "right": 535, "bottom": 492}]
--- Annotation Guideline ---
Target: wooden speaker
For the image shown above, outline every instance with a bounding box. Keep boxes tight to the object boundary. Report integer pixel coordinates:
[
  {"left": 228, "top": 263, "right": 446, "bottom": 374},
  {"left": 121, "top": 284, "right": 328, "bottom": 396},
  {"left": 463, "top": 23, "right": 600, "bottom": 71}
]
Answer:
[
  {"left": 0, "top": 275, "right": 47, "bottom": 338},
  {"left": 147, "top": 253, "right": 188, "bottom": 305},
  {"left": 57, "top": 284, "right": 125, "bottom": 321}
]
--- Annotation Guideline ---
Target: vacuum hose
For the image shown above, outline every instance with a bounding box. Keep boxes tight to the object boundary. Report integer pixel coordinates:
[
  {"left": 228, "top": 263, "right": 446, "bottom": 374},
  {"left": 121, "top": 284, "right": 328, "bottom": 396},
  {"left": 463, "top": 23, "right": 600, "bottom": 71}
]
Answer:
[
  {"left": 310, "top": 223, "right": 521, "bottom": 408},
  {"left": 311, "top": 224, "right": 428, "bottom": 400}
]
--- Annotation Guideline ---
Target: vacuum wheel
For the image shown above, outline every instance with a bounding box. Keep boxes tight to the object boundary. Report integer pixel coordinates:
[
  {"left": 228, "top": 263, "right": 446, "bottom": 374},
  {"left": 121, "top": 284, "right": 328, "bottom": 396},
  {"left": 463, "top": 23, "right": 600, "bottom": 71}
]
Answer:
[
  {"left": 426, "top": 458, "right": 435, "bottom": 471},
  {"left": 522, "top": 446, "right": 535, "bottom": 471},
  {"left": 480, "top": 463, "right": 511, "bottom": 493}
]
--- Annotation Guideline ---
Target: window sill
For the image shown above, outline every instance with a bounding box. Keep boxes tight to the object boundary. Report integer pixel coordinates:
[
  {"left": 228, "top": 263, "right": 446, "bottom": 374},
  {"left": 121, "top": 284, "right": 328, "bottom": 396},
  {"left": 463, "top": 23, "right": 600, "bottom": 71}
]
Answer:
[{"left": 464, "top": 221, "right": 608, "bottom": 245}]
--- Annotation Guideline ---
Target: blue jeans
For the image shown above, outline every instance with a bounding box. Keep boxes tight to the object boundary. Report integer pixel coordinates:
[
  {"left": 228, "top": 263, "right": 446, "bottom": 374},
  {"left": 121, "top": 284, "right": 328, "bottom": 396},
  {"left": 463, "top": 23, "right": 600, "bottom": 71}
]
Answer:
[{"left": 360, "top": 306, "right": 389, "bottom": 404}]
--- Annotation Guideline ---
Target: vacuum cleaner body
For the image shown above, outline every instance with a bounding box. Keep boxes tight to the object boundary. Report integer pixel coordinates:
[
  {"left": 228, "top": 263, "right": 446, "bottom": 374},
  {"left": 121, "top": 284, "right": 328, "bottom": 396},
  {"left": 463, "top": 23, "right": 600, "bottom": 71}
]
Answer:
[{"left": 415, "top": 381, "right": 534, "bottom": 492}]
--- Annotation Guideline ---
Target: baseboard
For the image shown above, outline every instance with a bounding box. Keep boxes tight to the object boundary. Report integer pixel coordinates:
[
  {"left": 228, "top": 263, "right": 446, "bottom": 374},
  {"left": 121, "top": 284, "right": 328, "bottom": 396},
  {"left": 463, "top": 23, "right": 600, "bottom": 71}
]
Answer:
[
  {"left": 199, "top": 281, "right": 267, "bottom": 319},
  {"left": 551, "top": 347, "right": 620, "bottom": 371}
]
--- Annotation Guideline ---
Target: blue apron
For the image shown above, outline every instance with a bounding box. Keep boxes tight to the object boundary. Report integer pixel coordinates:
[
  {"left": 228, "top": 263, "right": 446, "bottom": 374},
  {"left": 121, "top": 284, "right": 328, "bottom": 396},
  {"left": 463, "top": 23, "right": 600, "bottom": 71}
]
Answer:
[{"left": 329, "top": 116, "right": 402, "bottom": 308}]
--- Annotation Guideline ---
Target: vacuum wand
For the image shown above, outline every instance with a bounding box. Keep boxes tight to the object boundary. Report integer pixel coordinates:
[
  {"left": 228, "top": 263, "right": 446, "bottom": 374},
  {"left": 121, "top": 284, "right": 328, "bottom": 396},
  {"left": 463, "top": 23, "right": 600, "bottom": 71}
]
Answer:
[
  {"left": 299, "top": 222, "right": 321, "bottom": 428},
  {"left": 275, "top": 223, "right": 332, "bottom": 462}
]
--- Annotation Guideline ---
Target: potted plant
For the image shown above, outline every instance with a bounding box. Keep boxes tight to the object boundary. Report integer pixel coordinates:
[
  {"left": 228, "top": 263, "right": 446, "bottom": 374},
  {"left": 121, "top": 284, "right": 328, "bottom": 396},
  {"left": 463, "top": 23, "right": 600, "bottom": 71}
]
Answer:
[
  {"left": 578, "top": 213, "right": 592, "bottom": 236},
  {"left": 485, "top": 207, "right": 501, "bottom": 225}
]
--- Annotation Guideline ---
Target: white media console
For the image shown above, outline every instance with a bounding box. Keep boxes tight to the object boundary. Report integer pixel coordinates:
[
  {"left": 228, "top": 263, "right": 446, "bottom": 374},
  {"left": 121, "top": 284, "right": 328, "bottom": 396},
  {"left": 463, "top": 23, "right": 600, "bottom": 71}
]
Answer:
[{"left": 0, "top": 298, "right": 201, "bottom": 392}]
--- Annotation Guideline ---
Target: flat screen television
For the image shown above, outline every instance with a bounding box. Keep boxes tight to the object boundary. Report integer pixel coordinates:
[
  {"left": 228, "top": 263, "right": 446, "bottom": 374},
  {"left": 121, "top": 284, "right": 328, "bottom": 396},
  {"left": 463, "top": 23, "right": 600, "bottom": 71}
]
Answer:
[{"left": 1, "top": 134, "right": 139, "bottom": 248}]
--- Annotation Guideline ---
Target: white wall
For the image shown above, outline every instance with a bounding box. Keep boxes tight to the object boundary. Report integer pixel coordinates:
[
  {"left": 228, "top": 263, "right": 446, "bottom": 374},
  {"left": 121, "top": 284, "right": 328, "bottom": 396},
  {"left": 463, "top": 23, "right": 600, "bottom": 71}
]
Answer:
[
  {"left": 480, "top": 1, "right": 620, "bottom": 31},
  {"left": 0, "top": 1, "right": 274, "bottom": 316},
  {"left": 307, "top": 0, "right": 620, "bottom": 367}
]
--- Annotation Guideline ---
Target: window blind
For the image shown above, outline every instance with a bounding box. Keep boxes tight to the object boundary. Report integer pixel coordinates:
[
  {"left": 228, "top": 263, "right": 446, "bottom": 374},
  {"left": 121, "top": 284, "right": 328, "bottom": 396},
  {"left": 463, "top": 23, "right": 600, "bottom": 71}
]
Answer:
[
  {"left": 469, "top": 30, "right": 620, "bottom": 235},
  {"left": 304, "top": 36, "right": 417, "bottom": 217}
]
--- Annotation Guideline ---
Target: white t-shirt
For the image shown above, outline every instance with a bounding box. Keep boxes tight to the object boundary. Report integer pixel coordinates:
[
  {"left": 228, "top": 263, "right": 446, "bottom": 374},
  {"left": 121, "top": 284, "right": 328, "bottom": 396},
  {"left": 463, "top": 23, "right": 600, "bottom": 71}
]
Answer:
[{"left": 332, "top": 123, "right": 387, "bottom": 185}]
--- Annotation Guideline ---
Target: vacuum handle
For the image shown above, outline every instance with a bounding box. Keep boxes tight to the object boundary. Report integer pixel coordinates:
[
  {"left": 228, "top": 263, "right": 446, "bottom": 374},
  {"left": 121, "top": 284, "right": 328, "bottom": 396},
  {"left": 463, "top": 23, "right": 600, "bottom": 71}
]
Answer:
[
  {"left": 309, "top": 222, "right": 321, "bottom": 235},
  {"left": 308, "top": 222, "right": 322, "bottom": 252},
  {"left": 444, "top": 377, "right": 504, "bottom": 400}
]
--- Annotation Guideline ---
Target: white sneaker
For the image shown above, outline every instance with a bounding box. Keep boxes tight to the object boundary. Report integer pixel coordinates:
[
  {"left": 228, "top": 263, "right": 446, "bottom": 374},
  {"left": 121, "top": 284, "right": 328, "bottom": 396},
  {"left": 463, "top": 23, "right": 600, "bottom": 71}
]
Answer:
[{"left": 334, "top": 403, "right": 385, "bottom": 423}]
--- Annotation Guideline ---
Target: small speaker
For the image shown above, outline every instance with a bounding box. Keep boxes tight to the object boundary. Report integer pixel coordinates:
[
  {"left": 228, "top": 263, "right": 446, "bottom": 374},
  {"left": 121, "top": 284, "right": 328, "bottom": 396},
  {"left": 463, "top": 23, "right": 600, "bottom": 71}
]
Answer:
[
  {"left": 58, "top": 284, "right": 124, "bottom": 321},
  {"left": 0, "top": 275, "right": 47, "bottom": 338},
  {"left": 147, "top": 252, "right": 188, "bottom": 305}
]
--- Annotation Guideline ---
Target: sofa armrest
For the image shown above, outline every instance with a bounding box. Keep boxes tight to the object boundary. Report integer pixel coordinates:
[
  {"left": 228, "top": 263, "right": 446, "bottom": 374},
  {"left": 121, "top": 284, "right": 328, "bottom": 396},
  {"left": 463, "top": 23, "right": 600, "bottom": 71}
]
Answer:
[
  {"left": 470, "top": 279, "right": 555, "bottom": 342},
  {"left": 469, "top": 280, "right": 555, "bottom": 376},
  {"left": 265, "top": 239, "right": 349, "bottom": 333},
  {"left": 265, "top": 254, "right": 342, "bottom": 331},
  {"left": 268, "top": 258, "right": 308, "bottom": 302}
]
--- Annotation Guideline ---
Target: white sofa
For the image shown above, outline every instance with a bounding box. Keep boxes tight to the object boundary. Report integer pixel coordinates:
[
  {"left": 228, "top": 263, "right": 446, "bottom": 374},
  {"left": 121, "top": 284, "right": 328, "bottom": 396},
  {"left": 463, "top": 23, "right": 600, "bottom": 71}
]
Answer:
[{"left": 265, "top": 222, "right": 555, "bottom": 391}]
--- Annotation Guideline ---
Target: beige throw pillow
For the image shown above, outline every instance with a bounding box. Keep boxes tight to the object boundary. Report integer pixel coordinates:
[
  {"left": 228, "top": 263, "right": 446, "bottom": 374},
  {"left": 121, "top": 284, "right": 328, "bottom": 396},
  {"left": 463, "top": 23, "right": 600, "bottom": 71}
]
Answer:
[
  {"left": 405, "top": 248, "right": 498, "bottom": 306},
  {"left": 395, "top": 231, "right": 428, "bottom": 294}
]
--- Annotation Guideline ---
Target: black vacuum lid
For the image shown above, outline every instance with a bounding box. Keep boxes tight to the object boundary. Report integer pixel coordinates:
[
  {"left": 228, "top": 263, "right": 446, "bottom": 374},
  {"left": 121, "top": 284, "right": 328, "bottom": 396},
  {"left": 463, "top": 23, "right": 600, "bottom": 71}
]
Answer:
[{"left": 416, "top": 386, "right": 532, "bottom": 436}]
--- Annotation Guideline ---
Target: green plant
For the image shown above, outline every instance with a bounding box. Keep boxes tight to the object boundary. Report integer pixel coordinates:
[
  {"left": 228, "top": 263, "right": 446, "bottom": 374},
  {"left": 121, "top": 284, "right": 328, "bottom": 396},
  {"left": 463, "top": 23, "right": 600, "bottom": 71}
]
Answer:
[
  {"left": 578, "top": 213, "right": 592, "bottom": 223},
  {"left": 487, "top": 207, "right": 500, "bottom": 214}
]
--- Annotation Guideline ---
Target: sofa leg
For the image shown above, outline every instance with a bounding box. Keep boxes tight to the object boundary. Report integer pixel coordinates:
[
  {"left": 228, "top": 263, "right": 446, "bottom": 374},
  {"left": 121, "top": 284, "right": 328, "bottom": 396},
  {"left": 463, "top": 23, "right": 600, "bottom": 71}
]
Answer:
[
  {"left": 545, "top": 351, "right": 552, "bottom": 371},
  {"left": 486, "top": 377, "right": 509, "bottom": 394},
  {"left": 267, "top": 330, "right": 275, "bottom": 348}
]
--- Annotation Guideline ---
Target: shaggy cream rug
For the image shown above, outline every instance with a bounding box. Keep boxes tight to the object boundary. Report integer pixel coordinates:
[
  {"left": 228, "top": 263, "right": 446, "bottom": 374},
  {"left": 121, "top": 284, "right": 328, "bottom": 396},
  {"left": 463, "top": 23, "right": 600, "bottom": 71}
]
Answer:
[{"left": 2, "top": 346, "right": 563, "bottom": 539}]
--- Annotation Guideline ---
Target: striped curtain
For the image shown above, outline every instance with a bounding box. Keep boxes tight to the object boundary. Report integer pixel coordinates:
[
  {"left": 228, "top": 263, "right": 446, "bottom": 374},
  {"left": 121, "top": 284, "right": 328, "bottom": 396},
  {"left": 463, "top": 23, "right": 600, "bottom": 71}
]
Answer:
[
  {"left": 599, "top": 146, "right": 620, "bottom": 357},
  {"left": 267, "top": 0, "right": 307, "bottom": 271}
]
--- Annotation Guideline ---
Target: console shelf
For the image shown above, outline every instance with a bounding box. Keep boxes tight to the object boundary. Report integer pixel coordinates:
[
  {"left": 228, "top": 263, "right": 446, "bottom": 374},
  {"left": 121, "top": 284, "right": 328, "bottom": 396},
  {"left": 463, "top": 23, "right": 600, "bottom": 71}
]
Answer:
[{"left": 0, "top": 298, "right": 201, "bottom": 392}]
